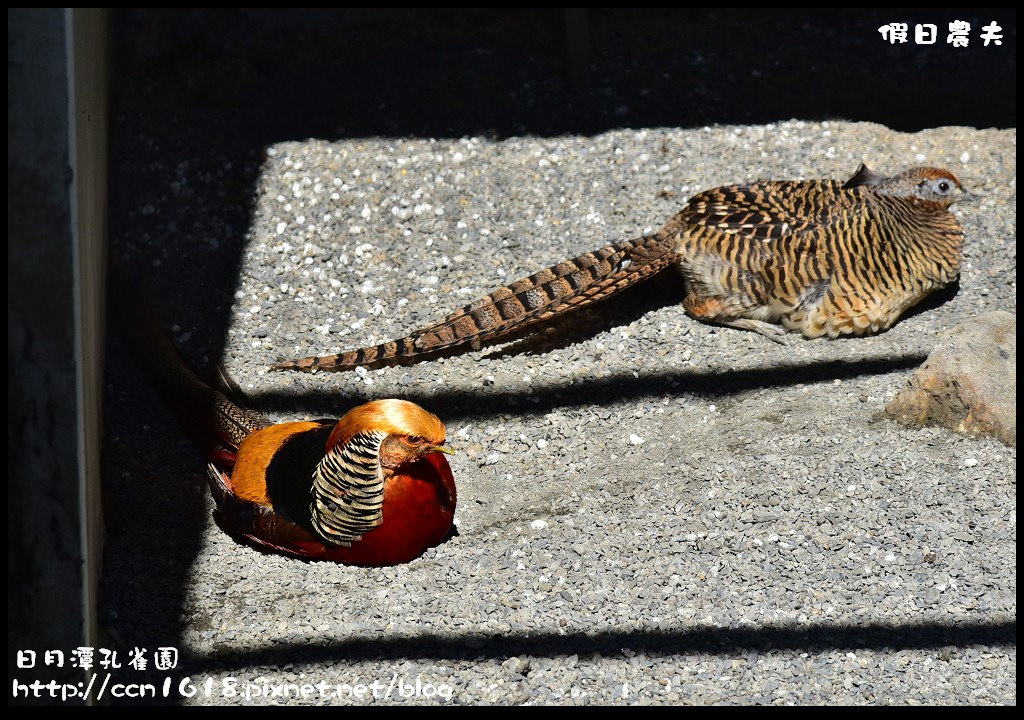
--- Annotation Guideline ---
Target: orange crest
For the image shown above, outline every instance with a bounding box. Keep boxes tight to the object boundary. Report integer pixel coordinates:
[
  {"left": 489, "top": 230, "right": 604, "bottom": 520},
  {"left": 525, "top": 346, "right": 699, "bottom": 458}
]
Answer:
[{"left": 326, "top": 399, "right": 446, "bottom": 452}]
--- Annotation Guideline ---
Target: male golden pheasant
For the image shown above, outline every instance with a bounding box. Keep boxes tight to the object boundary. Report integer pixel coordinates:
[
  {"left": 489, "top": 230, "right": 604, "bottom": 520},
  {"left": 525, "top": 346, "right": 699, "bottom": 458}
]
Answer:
[
  {"left": 125, "top": 292, "right": 457, "bottom": 566},
  {"left": 272, "top": 163, "right": 966, "bottom": 373},
  {"left": 205, "top": 399, "right": 456, "bottom": 566}
]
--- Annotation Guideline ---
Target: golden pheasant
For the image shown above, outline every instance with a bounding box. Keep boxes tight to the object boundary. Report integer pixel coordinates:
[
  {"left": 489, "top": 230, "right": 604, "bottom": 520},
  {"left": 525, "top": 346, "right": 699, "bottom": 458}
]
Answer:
[
  {"left": 123, "top": 288, "right": 456, "bottom": 566},
  {"left": 272, "top": 163, "right": 967, "bottom": 372},
  {"left": 204, "top": 399, "right": 456, "bottom": 566}
]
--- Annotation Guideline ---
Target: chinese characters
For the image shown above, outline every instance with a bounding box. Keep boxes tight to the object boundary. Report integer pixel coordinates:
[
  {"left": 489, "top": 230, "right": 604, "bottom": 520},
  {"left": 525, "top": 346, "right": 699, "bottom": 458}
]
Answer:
[
  {"left": 16, "top": 647, "right": 178, "bottom": 671},
  {"left": 879, "top": 20, "right": 1004, "bottom": 47}
]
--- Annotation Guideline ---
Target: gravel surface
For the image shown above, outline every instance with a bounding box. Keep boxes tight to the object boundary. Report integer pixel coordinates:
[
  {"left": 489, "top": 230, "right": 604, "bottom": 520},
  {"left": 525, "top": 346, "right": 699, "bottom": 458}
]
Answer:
[{"left": 102, "top": 122, "right": 1016, "bottom": 705}]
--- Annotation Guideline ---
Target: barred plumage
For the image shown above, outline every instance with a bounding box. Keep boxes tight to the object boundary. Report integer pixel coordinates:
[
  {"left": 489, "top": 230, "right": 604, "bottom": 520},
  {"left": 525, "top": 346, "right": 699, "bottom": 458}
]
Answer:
[
  {"left": 310, "top": 430, "right": 387, "bottom": 546},
  {"left": 272, "top": 163, "right": 965, "bottom": 372},
  {"left": 673, "top": 164, "right": 965, "bottom": 339}
]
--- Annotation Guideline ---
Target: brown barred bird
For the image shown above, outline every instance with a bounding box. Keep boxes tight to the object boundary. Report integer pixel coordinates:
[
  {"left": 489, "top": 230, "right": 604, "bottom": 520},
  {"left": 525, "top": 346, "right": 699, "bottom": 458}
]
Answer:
[
  {"left": 122, "top": 289, "right": 456, "bottom": 566},
  {"left": 272, "top": 163, "right": 966, "bottom": 373}
]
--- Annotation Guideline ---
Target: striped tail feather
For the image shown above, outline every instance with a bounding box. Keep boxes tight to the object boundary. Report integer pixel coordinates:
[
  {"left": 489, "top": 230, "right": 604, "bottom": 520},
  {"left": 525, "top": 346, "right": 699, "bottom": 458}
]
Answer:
[{"left": 272, "top": 233, "right": 678, "bottom": 373}]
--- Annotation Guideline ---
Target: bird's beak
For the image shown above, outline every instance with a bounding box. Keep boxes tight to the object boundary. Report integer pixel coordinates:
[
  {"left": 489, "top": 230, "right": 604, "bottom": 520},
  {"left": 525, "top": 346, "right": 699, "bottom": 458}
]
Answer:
[{"left": 432, "top": 445, "right": 456, "bottom": 456}]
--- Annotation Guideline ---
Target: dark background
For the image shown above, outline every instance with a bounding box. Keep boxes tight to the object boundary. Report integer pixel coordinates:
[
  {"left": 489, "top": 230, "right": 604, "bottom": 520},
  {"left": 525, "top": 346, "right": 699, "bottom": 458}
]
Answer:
[{"left": 114, "top": 8, "right": 1015, "bottom": 141}]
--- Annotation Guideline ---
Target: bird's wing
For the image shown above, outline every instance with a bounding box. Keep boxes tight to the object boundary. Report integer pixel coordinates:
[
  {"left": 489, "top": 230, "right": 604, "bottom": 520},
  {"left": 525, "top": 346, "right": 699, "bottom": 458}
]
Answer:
[
  {"left": 676, "top": 179, "right": 843, "bottom": 242},
  {"left": 205, "top": 464, "right": 328, "bottom": 559},
  {"left": 271, "top": 233, "right": 677, "bottom": 372},
  {"left": 671, "top": 180, "right": 842, "bottom": 313}
]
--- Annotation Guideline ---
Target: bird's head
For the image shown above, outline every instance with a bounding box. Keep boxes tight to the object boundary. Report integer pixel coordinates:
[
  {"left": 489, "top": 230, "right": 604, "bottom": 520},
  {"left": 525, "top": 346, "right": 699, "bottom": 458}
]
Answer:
[
  {"left": 846, "top": 163, "right": 968, "bottom": 208},
  {"left": 327, "top": 399, "right": 452, "bottom": 471}
]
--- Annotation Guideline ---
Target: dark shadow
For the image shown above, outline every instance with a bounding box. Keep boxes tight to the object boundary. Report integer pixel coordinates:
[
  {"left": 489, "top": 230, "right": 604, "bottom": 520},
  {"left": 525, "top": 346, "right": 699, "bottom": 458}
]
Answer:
[
  {"left": 184, "top": 620, "right": 1016, "bottom": 671},
  {"left": 250, "top": 355, "right": 929, "bottom": 423},
  {"left": 900, "top": 279, "right": 961, "bottom": 323},
  {"left": 99, "top": 335, "right": 211, "bottom": 653},
  {"left": 112, "top": 9, "right": 1015, "bottom": 141}
]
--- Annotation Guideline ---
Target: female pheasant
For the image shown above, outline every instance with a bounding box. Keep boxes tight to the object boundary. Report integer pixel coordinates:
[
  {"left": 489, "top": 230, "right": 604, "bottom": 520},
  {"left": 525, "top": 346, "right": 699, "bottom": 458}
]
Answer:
[
  {"left": 125, "top": 290, "right": 457, "bottom": 566},
  {"left": 272, "top": 163, "right": 967, "bottom": 372}
]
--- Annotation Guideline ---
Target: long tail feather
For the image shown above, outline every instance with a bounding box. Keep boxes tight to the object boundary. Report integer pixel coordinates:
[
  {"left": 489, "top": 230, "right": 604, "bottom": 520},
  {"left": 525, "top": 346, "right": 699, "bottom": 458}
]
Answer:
[
  {"left": 272, "top": 233, "right": 677, "bottom": 373},
  {"left": 112, "top": 268, "right": 271, "bottom": 451}
]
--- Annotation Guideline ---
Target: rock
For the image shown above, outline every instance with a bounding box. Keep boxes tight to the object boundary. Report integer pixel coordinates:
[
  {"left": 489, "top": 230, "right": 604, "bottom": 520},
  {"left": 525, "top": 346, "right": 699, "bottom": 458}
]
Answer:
[
  {"left": 502, "top": 656, "right": 531, "bottom": 676},
  {"left": 887, "top": 312, "right": 1016, "bottom": 446}
]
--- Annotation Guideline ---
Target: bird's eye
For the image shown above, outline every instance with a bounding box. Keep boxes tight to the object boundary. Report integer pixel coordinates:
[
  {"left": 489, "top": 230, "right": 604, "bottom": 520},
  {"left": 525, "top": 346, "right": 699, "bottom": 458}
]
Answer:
[
  {"left": 404, "top": 435, "right": 424, "bottom": 446},
  {"left": 938, "top": 181, "right": 950, "bottom": 192}
]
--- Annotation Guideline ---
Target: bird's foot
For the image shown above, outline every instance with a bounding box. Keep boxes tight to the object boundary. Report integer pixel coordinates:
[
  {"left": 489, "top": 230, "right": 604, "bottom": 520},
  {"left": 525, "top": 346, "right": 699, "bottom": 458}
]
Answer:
[{"left": 721, "top": 318, "right": 791, "bottom": 345}]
